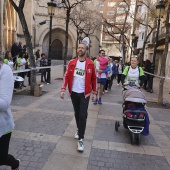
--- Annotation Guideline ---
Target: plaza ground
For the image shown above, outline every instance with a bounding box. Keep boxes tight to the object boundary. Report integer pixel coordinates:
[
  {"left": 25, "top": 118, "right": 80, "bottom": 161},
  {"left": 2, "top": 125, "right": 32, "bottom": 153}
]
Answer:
[{"left": 1, "top": 65, "right": 170, "bottom": 170}]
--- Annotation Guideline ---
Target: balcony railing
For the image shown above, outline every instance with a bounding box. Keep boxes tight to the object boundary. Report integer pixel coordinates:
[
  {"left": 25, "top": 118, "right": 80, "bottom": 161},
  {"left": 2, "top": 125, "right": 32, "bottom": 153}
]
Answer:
[{"left": 152, "top": 26, "right": 166, "bottom": 42}]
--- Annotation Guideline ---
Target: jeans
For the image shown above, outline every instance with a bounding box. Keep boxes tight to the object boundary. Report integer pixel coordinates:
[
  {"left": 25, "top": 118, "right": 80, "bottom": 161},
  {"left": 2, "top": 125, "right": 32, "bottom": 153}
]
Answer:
[
  {"left": 117, "top": 74, "right": 122, "bottom": 84},
  {"left": 71, "top": 92, "right": 90, "bottom": 140},
  {"left": 41, "top": 69, "right": 46, "bottom": 82},
  {"left": 109, "top": 74, "right": 116, "bottom": 90},
  {"left": 0, "top": 133, "right": 19, "bottom": 169},
  {"left": 105, "top": 78, "right": 110, "bottom": 90}
]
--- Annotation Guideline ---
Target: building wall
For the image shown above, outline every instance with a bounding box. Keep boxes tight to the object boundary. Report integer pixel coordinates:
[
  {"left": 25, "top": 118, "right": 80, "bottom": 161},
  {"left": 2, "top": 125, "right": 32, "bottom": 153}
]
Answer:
[{"left": 0, "top": 0, "right": 101, "bottom": 59}]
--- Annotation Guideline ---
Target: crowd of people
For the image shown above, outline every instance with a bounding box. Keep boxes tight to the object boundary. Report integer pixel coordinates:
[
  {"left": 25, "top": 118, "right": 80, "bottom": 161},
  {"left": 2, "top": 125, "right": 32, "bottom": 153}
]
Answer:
[
  {"left": 60, "top": 43, "right": 149, "bottom": 153},
  {"left": 1, "top": 41, "right": 50, "bottom": 89},
  {"left": 0, "top": 40, "right": 151, "bottom": 170}
]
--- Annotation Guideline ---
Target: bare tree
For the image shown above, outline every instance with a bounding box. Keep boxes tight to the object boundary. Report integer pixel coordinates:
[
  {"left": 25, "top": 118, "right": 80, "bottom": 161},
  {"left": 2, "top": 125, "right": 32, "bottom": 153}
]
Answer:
[
  {"left": 62, "top": 0, "right": 88, "bottom": 73},
  {"left": 9, "top": 0, "right": 36, "bottom": 95},
  {"left": 158, "top": 4, "right": 170, "bottom": 104},
  {"left": 102, "top": 0, "right": 131, "bottom": 63}
]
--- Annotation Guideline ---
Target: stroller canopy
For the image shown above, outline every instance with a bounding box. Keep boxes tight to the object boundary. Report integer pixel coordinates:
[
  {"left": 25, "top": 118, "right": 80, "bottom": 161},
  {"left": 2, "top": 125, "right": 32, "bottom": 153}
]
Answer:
[{"left": 122, "top": 88, "right": 147, "bottom": 103}]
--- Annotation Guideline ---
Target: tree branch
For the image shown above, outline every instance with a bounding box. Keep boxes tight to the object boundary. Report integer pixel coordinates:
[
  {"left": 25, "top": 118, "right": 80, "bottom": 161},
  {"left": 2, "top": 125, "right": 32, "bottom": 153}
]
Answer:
[
  {"left": 9, "top": 0, "right": 18, "bottom": 12},
  {"left": 19, "top": 0, "right": 25, "bottom": 10}
]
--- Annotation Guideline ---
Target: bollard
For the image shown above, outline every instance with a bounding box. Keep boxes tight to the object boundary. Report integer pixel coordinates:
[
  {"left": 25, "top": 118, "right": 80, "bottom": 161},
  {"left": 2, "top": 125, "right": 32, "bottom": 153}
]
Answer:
[{"left": 34, "top": 84, "right": 43, "bottom": 97}]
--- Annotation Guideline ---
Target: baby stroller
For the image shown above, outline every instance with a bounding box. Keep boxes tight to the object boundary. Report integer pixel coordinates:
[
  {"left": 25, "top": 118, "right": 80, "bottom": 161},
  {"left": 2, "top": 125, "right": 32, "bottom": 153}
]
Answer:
[
  {"left": 115, "top": 88, "right": 148, "bottom": 145},
  {"left": 13, "top": 74, "right": 24, "bottom": 89}
]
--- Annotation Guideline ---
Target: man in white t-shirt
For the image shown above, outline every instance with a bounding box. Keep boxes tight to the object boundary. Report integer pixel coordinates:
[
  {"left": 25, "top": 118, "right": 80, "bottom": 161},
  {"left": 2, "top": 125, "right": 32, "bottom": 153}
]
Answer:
[{"left": 60, "top": 43, "right": 97, "bottom": 152}]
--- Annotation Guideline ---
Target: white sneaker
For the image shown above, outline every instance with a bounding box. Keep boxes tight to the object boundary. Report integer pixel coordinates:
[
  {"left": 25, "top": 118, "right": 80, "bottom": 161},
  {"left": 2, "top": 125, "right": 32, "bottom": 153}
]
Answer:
[
  {"left": 74, "top": 131, "right": 79, "bottom": 139},
  {"left": 117, "top": 84, "right": 120, "bottom": 86},
  {"left": 77, "top": 139, "right": 84, "bottom": 152},
  {"left": 105, "top": 90, "right": 108, "bottom": 92}
]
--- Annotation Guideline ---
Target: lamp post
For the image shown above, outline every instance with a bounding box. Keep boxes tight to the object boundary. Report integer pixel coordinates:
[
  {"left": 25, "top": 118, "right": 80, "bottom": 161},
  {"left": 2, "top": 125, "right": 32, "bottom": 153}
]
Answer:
[
  {"left": 131, "top": 33, "right": 136, "bottom": 56},
  {"left": 149, "top": 0, "right": 165, "bottom": 92},
  {"left": 78, "top": 29, "right": 83, "bottom": 43},
  {"left": 46, "top": 0, "right": 56, "bottom": 84}
]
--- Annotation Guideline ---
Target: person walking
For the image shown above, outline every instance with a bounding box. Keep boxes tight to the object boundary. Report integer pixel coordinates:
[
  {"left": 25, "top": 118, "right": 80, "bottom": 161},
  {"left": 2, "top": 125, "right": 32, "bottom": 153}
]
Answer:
[
  {"left": 121, "top": 55, "right": 145, "bottom": 90},
  {"left": 40, "top": 53, "right": 48, "bottom": 83},
  {"left": 117, "top": 60, "right": 124, "bottom": 85},
  {"left": 0, "top": 57, "right": 20, "bottom": 170},
  {"left": 60, "top": 43, "right": 97, "bottom": 152},
  {"left": 93, "top": 50, "right": 110, "bottom": 104},
  {"left": 109, "top": 59, "right": 117, "bottom": 90}
]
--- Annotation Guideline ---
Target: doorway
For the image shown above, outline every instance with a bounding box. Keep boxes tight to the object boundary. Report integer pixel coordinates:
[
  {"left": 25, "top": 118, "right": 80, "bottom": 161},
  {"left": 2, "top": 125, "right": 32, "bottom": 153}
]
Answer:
[{"left": 51, "top": 39, "right": 63, "bottom": 60}]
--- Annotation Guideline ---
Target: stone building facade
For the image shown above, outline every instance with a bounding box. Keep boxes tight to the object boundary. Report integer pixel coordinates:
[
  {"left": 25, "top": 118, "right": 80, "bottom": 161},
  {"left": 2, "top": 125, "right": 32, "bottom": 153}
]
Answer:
[{"left": 0, "top": 0, "right": 101, "bottom": 59}]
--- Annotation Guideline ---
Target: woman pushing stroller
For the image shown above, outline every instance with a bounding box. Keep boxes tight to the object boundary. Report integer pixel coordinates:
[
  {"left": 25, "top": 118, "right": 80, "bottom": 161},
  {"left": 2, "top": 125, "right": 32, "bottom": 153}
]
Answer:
[
  {"left": 121, "top": 55, "right": 145, "bottom": 90},
  {"left": 115, "top": 55, "right": 149, "bottom": 145}
]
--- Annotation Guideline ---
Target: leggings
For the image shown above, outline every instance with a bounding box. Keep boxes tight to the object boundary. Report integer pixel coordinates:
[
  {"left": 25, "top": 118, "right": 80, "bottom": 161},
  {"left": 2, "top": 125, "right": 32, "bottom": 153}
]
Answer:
[{"left": 0, "top": 133, "right": 19, "bottom": 169}]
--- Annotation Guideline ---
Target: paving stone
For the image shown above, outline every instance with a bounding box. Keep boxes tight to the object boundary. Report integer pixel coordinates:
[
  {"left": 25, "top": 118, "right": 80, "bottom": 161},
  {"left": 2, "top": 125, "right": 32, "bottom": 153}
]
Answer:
[
  {"left": 7, "top": 138, "right": 56, "bottom": 169},
  {"left": 88, "top": 148, "right": 170, "bottom": 170},
  {"left": 38, "top": 98, "right": 74, "bottom": 112},
  {"left": 14, "top": 111, "right": 73, "bottom": 135},
  {"left": 12, "top": 95, "right": 39, "bottom": 107}
]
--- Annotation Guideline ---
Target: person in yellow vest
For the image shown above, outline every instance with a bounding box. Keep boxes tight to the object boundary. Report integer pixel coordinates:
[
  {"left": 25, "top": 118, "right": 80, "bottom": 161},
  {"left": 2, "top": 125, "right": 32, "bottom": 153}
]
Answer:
[
  {"left": 17, "top": 52, "right": 27, "bottom": 87},
  {"left": 3, "top": 51, "right": 14, "bottom": 70}
]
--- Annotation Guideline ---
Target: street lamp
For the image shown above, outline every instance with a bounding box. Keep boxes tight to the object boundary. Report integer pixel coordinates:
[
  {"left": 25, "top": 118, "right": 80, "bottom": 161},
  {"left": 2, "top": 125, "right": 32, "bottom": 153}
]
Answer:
[
  {"left": 46, "top": 0, "right": 56, "bottom": 84},
  {"left": 149, "top": 0, "right": 165, "bottom": 92},
  {"left": 131, "top": 33, "right": 136, "bottom": 56},
  {"left": 78, "top": 29, "right": 84, "bottom": 43}
]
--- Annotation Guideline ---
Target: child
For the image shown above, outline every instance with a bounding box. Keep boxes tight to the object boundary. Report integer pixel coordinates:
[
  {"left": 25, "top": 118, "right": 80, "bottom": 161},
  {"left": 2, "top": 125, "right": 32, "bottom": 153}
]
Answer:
[{"left": 97, "top": 57, "right": 108, "bottom": 78}]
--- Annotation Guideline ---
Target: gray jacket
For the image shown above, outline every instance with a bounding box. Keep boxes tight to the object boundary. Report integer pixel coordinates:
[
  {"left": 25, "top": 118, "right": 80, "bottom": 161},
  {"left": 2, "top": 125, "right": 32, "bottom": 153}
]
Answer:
[{"left": 0, "top": 63, "right": 15, "bottom": 137}]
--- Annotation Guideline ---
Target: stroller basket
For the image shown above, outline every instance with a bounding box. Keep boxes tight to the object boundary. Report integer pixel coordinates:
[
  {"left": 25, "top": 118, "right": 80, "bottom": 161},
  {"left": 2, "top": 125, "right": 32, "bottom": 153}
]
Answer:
[
  {"left": 124, "top": 110, "right": 146, "bottom": 122},
  {"left": 128, "top": 126, "right": 144, "bottom": 134}
]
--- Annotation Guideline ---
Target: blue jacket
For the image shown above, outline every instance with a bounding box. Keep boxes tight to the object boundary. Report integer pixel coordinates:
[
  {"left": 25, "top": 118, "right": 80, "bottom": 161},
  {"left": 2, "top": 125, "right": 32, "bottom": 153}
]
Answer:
[{"left": 112, "top": 63, "right": 117, "bottom": 75}]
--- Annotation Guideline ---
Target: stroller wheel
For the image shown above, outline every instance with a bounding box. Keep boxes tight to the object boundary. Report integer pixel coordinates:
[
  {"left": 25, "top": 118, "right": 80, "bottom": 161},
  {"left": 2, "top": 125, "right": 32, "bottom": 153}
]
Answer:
[
  {"left": 123, "top": 119, "right": 128, "bottom": 129},
  {"left": 136, "top": 134, "right": 141, "bottom": 145},
  {"left": 115, "top": 121, "right": 120, "bottom": 132},
  {"left": 130, "top": 133, "right": 135, "bottom": 145}
]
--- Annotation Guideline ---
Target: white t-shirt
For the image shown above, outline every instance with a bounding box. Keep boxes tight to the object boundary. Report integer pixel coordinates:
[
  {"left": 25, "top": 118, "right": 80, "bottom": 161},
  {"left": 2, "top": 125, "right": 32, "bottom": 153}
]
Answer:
[
  {"left": 20, "top": 58, "right": 26, "bottom": 70},
  {"left": 96, "top": 61, "right": 107, "bottom": 78},
  {"left": 72, "top": 60, "right": 86, "bottom": 93},
  {"left": 125, "top": 67, "right": 139, "bottom": 89},
  {"left": 118, "top": 64, "right": 122, "bottom": 74},
  {"left": 7, "top": 60, "right": 14, "bottom": 70}
]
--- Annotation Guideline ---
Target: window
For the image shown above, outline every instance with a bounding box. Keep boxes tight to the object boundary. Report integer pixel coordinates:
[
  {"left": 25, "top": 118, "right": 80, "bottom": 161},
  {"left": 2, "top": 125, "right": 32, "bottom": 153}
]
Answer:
[
  {"left": 100, "top": 2, "right": 104, "bottom": 7},
  {"left": 108, "top": 2, "right": 116, "bottom": 7},
  {"left": 107, "top": 11, "right": 115, "bottom": 15},
  {"left": 107, "top": 19, "right": 114, "bottom": 23},
  {"left": 117, "top": 7, "right": 125, "bottom": 14},
  {"left": 108, "top": 27, "right": 113, "bottom": 32},
  {"left": 119, "top": 2, "right": 126, "bottom": 6},
  {"left": 116, "top": 16, "right": 125, "bottom": 22},
  {"left": 138, "top": 5, "right": 142, "bottom": 12}
]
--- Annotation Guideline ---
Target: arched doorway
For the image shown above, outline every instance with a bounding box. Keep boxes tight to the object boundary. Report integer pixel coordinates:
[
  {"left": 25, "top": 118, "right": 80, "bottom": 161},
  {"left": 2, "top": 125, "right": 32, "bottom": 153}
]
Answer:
[{"left": 51, "top": 39, "right": 63, "bottom": 60}]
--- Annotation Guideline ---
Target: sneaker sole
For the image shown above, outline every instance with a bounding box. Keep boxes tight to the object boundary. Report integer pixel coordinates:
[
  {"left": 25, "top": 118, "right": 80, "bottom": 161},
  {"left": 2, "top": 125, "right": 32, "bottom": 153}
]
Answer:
[{"left": 77, "top": 147, "right": 84, "bottom": 152}]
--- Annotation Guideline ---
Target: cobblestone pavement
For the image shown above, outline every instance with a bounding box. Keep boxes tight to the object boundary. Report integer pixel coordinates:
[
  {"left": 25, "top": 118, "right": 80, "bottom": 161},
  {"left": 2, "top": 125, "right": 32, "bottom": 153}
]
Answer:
[{"left": 1, "top": 65, "right": 170, "bottom": 170}]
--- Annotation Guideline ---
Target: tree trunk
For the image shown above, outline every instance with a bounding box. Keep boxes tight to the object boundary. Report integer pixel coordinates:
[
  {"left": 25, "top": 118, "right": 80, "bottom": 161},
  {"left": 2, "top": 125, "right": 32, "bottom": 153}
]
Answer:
[
  {"left": 18, "top": 9, "right": 36, "bottom": 94},
  {"left": 158, "top": 5, "right": 170, "bottom": 104},
  {"left": 141, "top": 28, "right": 154, "bottom": 60},
  {"left": 63, "top": 9, "right": 70, "bottom": 74}
]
